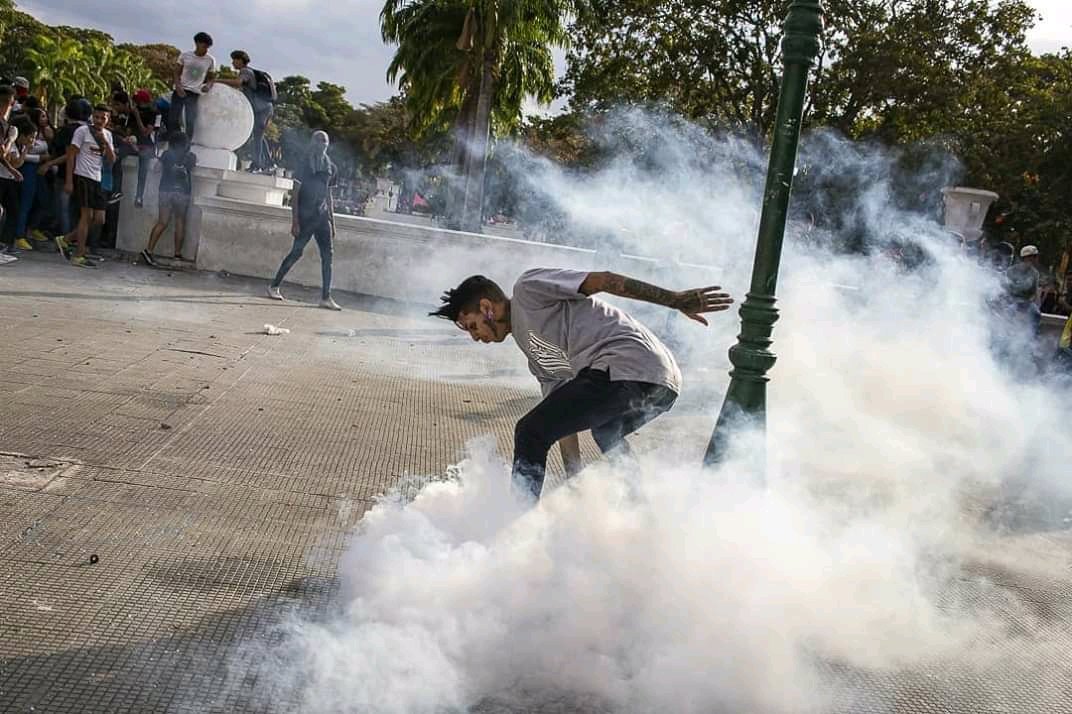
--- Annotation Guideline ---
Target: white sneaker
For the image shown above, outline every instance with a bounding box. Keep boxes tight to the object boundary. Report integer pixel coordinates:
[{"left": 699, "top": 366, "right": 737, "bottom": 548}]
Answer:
[
  {"left": 0, "top": 252, "right": 17, "bottom": 264},
  {"left": 266, "top": 285, "right": 284, "bottom": 301},
  {"left": 319, "top": 296, "right": 342, "bottom": 311}
]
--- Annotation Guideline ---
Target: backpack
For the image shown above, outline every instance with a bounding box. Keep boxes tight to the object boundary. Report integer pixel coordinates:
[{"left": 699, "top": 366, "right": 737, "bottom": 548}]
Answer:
[{"left": 251, "top": 68, "right": 277, "bottom": 104}]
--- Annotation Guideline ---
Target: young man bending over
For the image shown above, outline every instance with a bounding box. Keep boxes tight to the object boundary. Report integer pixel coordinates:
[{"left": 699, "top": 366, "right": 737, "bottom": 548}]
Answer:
[{"left": 431, "top": 269, "right": 733, "bottom": 499}]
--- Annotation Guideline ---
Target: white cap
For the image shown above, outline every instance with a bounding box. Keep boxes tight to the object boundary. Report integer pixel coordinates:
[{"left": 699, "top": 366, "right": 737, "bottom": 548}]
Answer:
[
  {"left": 1021, "top": 245, "right": 1039, "bottom": 257},
  {"left": 12, "top": 76, "right": 28, "bottom": 88}
]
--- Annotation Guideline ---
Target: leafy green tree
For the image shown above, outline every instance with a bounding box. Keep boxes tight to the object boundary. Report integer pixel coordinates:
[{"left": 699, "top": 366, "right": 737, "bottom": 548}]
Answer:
[
  {"left": 382, "top": 0, "right": 570, "bottom": 231},
  {"left": 24, "top": 34, "right": 90, "bottom": 114}
]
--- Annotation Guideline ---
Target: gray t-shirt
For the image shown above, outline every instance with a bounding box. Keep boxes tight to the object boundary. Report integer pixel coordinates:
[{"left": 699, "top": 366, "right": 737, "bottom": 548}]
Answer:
[
  {"left": 510, "top": 268, "right": 682, "bottom": 397},
  {"left": 238, "top": 67, "right": 271, "bottom": 113}
]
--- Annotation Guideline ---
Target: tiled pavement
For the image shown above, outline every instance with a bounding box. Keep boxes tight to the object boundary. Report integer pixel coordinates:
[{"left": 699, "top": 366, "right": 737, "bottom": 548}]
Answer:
[{"left": 1, "top": 252, "right": 1071, "bottom": 713}]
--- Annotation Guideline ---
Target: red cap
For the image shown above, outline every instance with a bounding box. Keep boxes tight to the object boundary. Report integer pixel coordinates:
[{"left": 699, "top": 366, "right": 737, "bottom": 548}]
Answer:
[{"left": 133, "top": 89, "right": 152, "bottom": 104}]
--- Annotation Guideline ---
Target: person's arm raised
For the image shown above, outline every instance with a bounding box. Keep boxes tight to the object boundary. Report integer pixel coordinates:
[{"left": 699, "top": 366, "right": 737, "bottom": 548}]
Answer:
[{"left": 578, "top": 271, "right": 733, "bottom": 326}]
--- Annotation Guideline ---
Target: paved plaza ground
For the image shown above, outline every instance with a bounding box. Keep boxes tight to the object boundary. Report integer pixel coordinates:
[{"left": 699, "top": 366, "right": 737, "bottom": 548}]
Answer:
[{"left": 1, "top": 250, "right": 1071, "bottom": 713}]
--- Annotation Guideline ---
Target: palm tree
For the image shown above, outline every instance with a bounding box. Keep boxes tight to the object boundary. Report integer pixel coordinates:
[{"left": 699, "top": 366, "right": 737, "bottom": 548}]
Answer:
[
  {"left": 382, "top": 0, "right": 569, "bottom": 231},
  {"left": 24, "top": 34, "right": 92, "bottom": 119}
]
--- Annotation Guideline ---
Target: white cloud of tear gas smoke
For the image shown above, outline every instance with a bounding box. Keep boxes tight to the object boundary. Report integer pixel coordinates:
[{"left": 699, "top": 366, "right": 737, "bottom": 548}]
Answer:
[{"left": 223, "top": 111, "right": 1072, "bottom": 713}]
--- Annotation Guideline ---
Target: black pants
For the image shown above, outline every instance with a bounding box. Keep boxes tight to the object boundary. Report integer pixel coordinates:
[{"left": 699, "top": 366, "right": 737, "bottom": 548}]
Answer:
[
  {"left": 0, "top": 177, "right": 21, "bottom": 247},
  {"left": 169, "top": 92, "right": 201, "bottom": 141},
  {"left": 513, "top": 368, "right": 677, "bottom": 498},
  {"left": 251, "top": 107, "right": 273, "bottom": 170}
]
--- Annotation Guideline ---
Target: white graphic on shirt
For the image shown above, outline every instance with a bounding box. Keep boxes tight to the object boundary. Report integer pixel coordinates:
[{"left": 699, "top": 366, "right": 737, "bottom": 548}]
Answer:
[{"left": 527, "top": 331, "right": 573, "bottom": 376}]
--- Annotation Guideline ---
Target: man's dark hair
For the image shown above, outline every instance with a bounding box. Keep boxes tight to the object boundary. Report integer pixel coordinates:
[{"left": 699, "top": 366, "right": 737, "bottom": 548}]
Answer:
[
  {"left": 194, "top": 32, "right": 213, "bottom": 46},
  {"left": 24, "top": 95, "right": 40, "bottom": 110},
  {"left": 112, "top": 90, "right": 130, "bottom": 105},
  {"left": 12, "top": 115, "right": 35, "bottom": 136},
  {"left": 0, "top": 85, "right": 14, "bottom": 103},
  {"left": 65, "top": 96, "right": 92, "bottom": 122},
  {"left": 92, "top": 104, "right": 111, "bottom": 114},
  {"left": 230, "top": 50, "right": 250, "bottom": 65},
  {"left": 429, "top": 275, "right": 506, "bottom": 323},
  {"left": 168, "top": 131, "right": 189, "bottom": 150}
]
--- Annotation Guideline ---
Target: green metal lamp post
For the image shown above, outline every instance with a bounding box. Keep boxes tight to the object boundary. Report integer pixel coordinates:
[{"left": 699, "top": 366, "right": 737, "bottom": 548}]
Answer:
[{"left": 703, "top": 0, "right": 825, "bottom": 469}]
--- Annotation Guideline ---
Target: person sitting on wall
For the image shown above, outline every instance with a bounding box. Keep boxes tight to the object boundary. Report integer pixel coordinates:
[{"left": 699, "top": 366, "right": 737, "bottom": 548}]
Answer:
[
  {"left": 430, "top": 269, "right": 734, "bottom": 501},
  {"left": 265, "top": 131, "right": 341, "bottom": 310}
]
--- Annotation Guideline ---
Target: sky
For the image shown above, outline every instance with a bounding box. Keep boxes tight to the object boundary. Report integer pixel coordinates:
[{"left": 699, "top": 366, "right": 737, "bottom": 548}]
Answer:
[{"left": 14, "top": 0, "right": 1072, "bottom": 108}]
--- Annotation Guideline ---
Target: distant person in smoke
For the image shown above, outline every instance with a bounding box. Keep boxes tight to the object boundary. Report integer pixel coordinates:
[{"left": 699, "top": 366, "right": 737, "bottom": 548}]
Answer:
[
  {"left": 1005, "top": 244, "right": 1040, "bottom": 303},
  {"left": 430, "top": 270, "right": 734, "bottom": 500},
  {"left": 265, "top": 131, "right": 341, "bottom": 310},
  {"left": 140, "top": 132, "right": 196, "bottom": 267}
]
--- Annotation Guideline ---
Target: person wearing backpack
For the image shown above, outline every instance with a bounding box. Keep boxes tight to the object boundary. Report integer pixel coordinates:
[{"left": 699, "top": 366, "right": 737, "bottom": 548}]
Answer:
[{"left": 218, "top": 50, "right": 276, "bottom": 173}]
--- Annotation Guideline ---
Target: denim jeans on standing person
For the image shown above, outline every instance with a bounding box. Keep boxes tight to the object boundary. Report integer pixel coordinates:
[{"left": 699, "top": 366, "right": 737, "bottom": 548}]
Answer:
[
  {"left": 135, "top": 145, "right": 155, "bottom": 200},
  {"left": 0, "top": 177, "right": 21, "bottom": 248},
  {"left": 512, "top": 367, "right": 678, "bottom": 499},
  {"left": 251, "top": 106, "right": 273, "bottom": 170},
  {"left": 169, "top": 91, "right": 201, "bottom": 141},
  {"left": 271, "top": 215, "right": 333, "bottom": 299},
  {"left": 15, "top": 164, "right": 39, "bottom": 237}
]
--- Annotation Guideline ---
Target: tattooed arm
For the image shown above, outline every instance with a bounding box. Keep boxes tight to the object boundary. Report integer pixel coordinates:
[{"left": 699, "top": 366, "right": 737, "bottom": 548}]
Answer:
[{"left": 578, "top": 271, "right": 734, "bottom": 325}]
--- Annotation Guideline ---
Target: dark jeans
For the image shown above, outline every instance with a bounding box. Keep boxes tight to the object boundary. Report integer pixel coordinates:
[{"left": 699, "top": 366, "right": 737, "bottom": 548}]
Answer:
[
  {"left": 16, "top": 165, "right": 45, "bottom": 236},
  {"left": 251, "top": 107, "right": 273, "bottom": 170},
  {"left": 271, "top": 215, "right": 333, "bottom": 299},
  {"left": 169, "top": 91, "right": 201, "bottom": 141},
  {"left": 513, "top": 368, "right": 678, "bottom": 498},
  {"left": 0, "top": 177, "right": 20, "bottom": 247},
  {"left": 135, "top": 145, "right": 154, "bottom": 200}
]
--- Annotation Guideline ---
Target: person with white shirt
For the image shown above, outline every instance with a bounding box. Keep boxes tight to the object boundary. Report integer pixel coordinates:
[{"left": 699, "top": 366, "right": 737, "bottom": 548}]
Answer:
[
  {"left": 63, "top": 105, "right": 115, "bottom": 269},
  {"left": 430, "top": 269, "right": 734, "bottom": 500},
  {"left": 169, "top": 32, "right": 217, "bottom": 142},
  {"left": 0, "top": 87, "right": 27, "bottom": 264}
]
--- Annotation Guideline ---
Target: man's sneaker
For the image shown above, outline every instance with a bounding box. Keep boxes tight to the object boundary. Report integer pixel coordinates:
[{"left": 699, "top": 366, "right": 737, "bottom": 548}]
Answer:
[
  {"left": 29, "top": 229, "right": 49, "bottom": 242},
  {"left": 266, "top": 285, "right": 284, "bottom": 301},
  {"left": 107, "top": 192, "right": 123, "bottom": 205},
  {"left": 70, "top": 255, "right": 96, "bottom": 268},
  {"left": 53, "top": 235, "right": 69, "bottom": 256},
  {"left": 14, "top": 237, "right": 32, "bottom": 251},
  {"left": 140, "top": 249, "right": 157, "bottom": 267},
  {"left": 85, "top": 252, "right": 105, "bottom": 262},
  {"left": 319, "top": 296, "right": 342, "bottom": 311},
  {"left": 0, "top": 252, "right": 17, "bottom": 264}
]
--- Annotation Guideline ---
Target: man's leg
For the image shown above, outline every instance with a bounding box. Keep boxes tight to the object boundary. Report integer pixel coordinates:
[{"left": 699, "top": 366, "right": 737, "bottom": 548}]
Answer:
[
  {"left": 169, "top": 92, "right": 185, "bottom": 134},
  {"left": 512, "top": 369, "right": 649, "bottom": 499},
  {"left": 135, "top": 147, "right": 152, "bottom": 202},
  {"left": 15, "top": 167, "right": 35, "bottom": 238},
  {"left": 72, "top": 207, "right": 92, "bottom": 257},
  {"left": 185, "top": 95, "right": 200, "bottom": 142},
  {"left": 590, "top": 384, "right": 678, "bottom": 457},
  {"left": 146, "top": 199, "right": 173, "bottom": 254},
  {"left": 251, "top": 110, "right": 268, "bottom": 170},
  {"left": 172, "top": 196, "right": 188, "bottom": 258},
  {"left": 311, "top": 218, "right": 333, "bottom": 299},
  {"left": 271, "top": 228, "right": 314, "bottom": 288}
]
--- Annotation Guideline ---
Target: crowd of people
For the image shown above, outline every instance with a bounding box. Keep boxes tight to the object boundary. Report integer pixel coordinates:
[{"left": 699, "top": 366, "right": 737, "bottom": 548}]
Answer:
[{"left": 0, "top": 31, "right": 278, "bottom": 269}]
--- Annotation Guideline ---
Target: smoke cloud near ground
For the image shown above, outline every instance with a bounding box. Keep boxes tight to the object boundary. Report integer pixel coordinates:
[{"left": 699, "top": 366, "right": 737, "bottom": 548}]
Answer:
[{"left": 226, "top": 110, "right": 1072, "bottom": 712}]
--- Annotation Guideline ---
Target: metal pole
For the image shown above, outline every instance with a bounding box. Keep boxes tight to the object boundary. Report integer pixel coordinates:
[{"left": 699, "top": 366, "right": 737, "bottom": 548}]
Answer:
[{"left": 703, "top": 0, "right": 824, "bottom": 469}]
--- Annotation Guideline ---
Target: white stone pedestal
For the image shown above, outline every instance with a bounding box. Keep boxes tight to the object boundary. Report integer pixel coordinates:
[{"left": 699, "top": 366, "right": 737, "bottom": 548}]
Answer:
[
  {"left": 942, "top": 187, "right": 999, "bottom": 242},
  {"left": 116, "top": 158, "right": 293, "bottom": 262}
]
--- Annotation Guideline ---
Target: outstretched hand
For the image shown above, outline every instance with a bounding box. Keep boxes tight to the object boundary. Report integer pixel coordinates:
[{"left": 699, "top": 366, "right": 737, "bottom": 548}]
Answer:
[{"left": 673, "top": 286, "right": 734, "bottom": 326}]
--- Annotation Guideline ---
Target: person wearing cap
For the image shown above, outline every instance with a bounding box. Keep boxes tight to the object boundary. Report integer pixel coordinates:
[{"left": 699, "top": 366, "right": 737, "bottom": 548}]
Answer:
[
  {"left": 12, "top": 77, "right": 29, "bottom": 113},
  {"left": 170, "top": 32, "right": 217, "bottom": 141},
  {"left": 131, "top": 89, "right": 161, "bottom": 207},
  {"left": 1006, "top": 245, "right": 1040, "bottom": 303}
]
